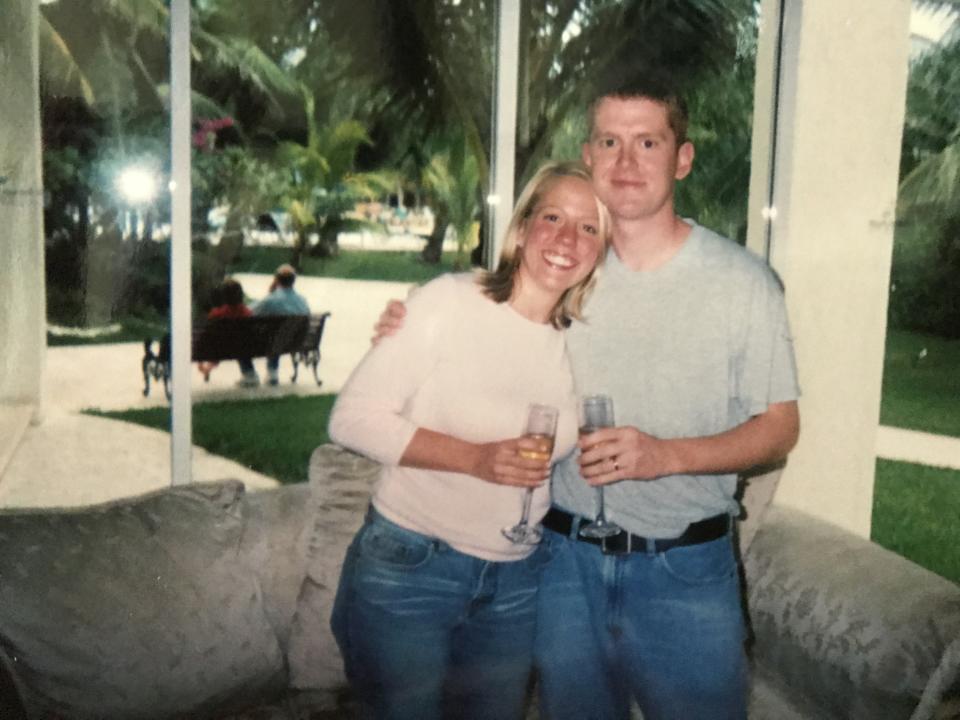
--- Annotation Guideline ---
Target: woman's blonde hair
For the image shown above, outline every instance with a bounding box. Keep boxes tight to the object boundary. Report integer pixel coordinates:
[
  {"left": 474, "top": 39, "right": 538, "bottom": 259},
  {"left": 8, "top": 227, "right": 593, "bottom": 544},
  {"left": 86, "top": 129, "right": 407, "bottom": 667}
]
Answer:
[{"left": 477, "top": 160, "right": 611, "bottom": 329}]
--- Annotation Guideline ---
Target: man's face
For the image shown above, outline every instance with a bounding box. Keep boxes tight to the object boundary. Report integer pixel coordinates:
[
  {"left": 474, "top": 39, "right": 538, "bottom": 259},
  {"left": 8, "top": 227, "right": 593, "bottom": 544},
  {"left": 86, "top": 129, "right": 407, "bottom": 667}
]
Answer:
[{"left": 582, "top": 97, "right": 694, "bottom": 223}]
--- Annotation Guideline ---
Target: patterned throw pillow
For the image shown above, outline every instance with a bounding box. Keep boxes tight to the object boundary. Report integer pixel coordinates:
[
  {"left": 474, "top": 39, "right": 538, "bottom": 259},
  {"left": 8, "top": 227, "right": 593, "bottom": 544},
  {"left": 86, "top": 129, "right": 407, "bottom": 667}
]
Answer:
[
  {"left": 287, "top": 444, "right": 379, "bottom": 699},
  {"left": 0, "top": 481, "right": 286, "bottom": 719}
]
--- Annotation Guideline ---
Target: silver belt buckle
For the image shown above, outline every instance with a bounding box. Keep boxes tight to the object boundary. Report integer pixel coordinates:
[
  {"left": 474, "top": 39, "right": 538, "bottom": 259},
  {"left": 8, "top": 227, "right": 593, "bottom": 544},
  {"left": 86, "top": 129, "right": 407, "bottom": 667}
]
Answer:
[{"left": 599, "top": 532, "right": 632, "bottom": 555}]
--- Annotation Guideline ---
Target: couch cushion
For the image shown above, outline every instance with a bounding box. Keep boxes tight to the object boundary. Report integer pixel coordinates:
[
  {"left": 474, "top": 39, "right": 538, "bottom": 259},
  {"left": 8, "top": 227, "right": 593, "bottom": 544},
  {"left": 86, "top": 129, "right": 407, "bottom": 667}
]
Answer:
[
  {"left": 287, "top": 444, "right": 379, "bottom": 701},
  {"left": 744, "top": 505, "right": 960, "bottom": 720},
  {"left": 240, "top": 483, "right": 312, "bottom": 653},
  {"left": 0, "top": 480, "right": 286, "bottom": 719}
]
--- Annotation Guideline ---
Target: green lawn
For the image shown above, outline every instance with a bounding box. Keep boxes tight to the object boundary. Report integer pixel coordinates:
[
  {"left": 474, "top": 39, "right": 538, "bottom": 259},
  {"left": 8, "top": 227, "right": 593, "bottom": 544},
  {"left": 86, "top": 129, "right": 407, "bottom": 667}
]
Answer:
[
  {"left": 88, "top": 394, "right": 336, "bottom": 486},
  {"left": 226, "top": 245, "right": 460, "bottom": 284},
  {"left": 872, "top": 459, "right": 960, "bottom": 584},
  {"left": 880, "top": 329, "right": 960, "bottom": 436},
  {"left": 872, "top": 330, "right": 960, "bottom": 584}
]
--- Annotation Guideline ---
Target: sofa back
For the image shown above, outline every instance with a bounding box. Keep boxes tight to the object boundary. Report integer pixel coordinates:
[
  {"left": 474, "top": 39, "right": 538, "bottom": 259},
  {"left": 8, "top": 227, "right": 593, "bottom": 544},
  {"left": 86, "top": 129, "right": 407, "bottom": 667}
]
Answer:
[
  {"left": 0, "top": 481, "right": 296, "bottom": 719},
  {"left": 744, "top": 505, "right": 960, "bottom": 720}
]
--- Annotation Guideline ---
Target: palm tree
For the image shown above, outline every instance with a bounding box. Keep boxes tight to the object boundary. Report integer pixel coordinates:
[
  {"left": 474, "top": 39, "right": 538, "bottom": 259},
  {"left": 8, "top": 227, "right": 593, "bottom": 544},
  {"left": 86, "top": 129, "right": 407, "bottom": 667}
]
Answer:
[
  {"left": 39, "top": 0, "right": 301, "bottom": 124},
  {"left": 891, "top": 14, "right": 960, "bottom": 336},
  {"left": 311, "top": 0, "right": 751, "bottom": 262},
  {"left": 277, "top": 87, "right": 396, "bottom": 268},
  {"left": 420, "top": 129, "right": 482, "bottom": 269},
  {"left": 898, "top": 20, "right": 960, "bottom": 214}
]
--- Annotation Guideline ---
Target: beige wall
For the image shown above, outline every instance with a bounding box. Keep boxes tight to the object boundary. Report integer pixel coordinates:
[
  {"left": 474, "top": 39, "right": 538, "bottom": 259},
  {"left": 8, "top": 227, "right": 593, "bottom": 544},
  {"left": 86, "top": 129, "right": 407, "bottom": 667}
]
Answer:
[
  {"left": 748, "top": 0, "right": 912, "bottom": 537},
  {"left": 0, "top": 0, "right": 45, "bottom": 417}
]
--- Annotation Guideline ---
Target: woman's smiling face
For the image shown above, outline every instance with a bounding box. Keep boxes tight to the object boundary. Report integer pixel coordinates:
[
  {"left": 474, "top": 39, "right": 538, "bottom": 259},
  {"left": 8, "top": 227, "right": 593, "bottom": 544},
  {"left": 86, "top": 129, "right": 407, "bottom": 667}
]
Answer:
[{"left": 516, "top": 175, "right": 605, "bottom": 297}]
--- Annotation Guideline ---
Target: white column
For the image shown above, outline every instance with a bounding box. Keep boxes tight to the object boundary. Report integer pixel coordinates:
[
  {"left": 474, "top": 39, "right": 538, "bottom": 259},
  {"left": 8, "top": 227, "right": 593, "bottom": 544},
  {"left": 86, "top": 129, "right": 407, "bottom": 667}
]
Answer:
[
  {"left": 487, "top": 0, "right": 520, "bottom": 269},
  {"left": 0, "top": 0, "right": 45, "bottom": 420},
  {"left": 748, "top": 0, "right": 912, "bottom": 537},
  {"left": 170, "top": 0, "right": 193, "bottom": 484}
]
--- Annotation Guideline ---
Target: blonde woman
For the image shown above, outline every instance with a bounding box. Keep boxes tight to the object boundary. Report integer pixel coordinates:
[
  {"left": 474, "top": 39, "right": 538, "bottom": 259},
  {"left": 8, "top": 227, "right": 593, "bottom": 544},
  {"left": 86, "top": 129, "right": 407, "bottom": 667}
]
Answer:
[{"left": 329, "top": 160, "right": 610, "bottom": 720}]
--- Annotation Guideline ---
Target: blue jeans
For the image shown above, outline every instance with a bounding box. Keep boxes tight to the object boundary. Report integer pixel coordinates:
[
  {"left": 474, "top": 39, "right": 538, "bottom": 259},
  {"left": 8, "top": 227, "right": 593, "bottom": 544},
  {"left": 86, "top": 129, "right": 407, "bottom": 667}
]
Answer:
[
  {"left": 237, "top": 356, "right": 279, "bottom": 374},
  {"left": 534, "top": 516, "right": 748, "bottom": 720},
  {"left": 331, "top": 508, "right": 546, "bottom": 720}
]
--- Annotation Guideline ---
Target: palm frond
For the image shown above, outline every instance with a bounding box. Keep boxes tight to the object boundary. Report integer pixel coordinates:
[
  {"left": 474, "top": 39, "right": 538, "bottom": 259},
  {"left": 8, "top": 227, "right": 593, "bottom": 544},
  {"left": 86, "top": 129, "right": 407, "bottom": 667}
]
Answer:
[
  {"left": 155, "top": 84, "right": 233, "bottom": 125},
  {"left": 899, "top": 141, "right": 960, "bottom": 213},
  {"left": 192, "top": 31, "right": 300, "bottom": 114},
  {"left": 343, "top": 171, "right": 399, "bottom": 200},
  {"left": 99, "top": 0, "right": 169, "bottom": 39},
  {"left": 285, "top": 199, "right": 316, "bottom": 231},
  {"left": 38, "top": 14, "right": 96, "bottom": 105}
]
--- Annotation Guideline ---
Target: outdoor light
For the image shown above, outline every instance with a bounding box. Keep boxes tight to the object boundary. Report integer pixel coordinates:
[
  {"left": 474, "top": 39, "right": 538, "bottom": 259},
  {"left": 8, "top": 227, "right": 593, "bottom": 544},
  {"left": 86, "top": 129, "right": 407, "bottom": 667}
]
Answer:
[{"left": 116, "top": 166, "right": 158, "bottom": 205}]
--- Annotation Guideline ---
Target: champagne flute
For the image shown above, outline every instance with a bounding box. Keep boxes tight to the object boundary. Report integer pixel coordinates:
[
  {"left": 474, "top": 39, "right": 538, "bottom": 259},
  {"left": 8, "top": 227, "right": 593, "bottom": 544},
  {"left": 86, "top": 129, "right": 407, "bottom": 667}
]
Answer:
[
  {"left": 578, "top": 394, "right": 623, "bottom": 538},
  {"left": 501, "top": 404, "right": 557, "bottom": 545}
]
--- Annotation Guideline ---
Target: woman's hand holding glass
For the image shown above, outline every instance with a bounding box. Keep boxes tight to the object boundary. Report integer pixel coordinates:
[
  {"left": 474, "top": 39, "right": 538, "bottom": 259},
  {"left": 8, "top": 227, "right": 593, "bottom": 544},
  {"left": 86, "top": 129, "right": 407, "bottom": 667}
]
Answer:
[
  {"left": 502, "top": 404, "right": 558, "bottom": 544},
  {"left": 470, "top": 436, "right": 552, "bottom": 488}
]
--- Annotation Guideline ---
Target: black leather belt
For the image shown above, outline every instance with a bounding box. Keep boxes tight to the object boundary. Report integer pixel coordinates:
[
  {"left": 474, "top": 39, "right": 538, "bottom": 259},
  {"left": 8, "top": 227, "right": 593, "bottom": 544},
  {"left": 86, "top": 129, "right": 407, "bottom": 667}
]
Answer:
[{"left": 541, "top": 507, "right": 730, "bottom": 555}]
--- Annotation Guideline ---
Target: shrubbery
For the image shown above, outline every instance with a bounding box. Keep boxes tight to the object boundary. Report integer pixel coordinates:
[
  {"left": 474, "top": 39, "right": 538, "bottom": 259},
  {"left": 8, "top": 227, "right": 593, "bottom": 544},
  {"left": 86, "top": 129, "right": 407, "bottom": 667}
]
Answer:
[{"left": 889, "top": 216, "right": 960, "bottom": 339}]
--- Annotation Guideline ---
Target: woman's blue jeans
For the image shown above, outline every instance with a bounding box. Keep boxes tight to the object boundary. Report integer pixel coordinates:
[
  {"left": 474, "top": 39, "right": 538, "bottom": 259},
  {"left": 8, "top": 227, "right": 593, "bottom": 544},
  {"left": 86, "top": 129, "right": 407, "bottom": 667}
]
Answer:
[
  {"left": 534, "top": 521, "right": 748, "bottom": 720},
  {"left": 331, "top": 507, "right": 546, "bottom": 720}
]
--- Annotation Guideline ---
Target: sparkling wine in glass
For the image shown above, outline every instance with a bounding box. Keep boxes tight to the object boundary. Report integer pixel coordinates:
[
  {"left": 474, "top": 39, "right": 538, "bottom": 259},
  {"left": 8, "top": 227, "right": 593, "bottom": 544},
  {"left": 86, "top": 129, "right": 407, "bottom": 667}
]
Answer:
[
  {"left": 502, "top": 404, "right": 557, "bottom": 545},
  {"left": 578, "top": 394, "right": 623, "bottom": 539}
]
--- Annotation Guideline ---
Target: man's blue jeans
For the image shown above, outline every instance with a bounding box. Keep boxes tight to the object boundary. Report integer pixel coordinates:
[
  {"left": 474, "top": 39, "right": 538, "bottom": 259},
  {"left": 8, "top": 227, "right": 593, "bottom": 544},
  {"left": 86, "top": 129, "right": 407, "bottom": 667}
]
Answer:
[
  {"left": 331, "top": 508, "right": 546, "bottom": 720},
  {"left": 534, "top": 517, "right": 748, "bottom": 720}
]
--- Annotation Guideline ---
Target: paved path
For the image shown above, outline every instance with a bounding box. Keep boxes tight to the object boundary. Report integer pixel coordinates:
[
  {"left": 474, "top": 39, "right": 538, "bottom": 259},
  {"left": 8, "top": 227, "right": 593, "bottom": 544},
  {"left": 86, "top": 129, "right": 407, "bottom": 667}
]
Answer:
[
  {"left": 2, "top": 273, "right": 958, "bottom": 510},
  {"left": 44, "top": 275, "right": 414, "bottom": 413},
  {"left": 875, "top": 425, "right": 960, "bottom": 470}
]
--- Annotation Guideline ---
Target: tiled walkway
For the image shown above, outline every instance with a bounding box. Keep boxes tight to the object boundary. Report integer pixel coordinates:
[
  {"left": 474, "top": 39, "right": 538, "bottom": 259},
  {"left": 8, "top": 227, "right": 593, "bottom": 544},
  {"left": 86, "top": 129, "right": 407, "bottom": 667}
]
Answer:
[{"left": 875, "top": 425, "right": 960, "bottom": 471}]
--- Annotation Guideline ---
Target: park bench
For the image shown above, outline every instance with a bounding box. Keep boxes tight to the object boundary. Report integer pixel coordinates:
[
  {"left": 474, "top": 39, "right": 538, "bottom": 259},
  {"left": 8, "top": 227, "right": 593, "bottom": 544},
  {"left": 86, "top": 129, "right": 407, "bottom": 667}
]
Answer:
[{"left": 141, "top": 312, "right": 331, "bottom": 399}]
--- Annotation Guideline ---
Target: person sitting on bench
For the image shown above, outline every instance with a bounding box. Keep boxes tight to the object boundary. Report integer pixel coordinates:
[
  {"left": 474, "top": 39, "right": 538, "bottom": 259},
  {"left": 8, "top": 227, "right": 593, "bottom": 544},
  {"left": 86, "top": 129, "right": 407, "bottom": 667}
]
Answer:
[
  {"left": 237, "top": 264, "right": 310, "bottom": 387},
  {"left": 199, "top": 277, "right": 251, "bottom": 382}
]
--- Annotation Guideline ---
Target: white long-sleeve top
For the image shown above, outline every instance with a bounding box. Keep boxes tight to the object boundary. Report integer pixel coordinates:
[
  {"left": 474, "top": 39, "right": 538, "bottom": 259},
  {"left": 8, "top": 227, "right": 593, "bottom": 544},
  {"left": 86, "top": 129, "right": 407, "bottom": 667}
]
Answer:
[{"left": 329, "top": 273, "right": 578, "bottom": 561}]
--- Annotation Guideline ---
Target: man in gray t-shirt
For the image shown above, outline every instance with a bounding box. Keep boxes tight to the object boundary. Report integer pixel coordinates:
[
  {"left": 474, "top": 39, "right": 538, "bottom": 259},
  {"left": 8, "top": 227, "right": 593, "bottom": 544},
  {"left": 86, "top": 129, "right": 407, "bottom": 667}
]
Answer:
[{"left": 534, "top": 77, "right": 799, "bottom": 720}]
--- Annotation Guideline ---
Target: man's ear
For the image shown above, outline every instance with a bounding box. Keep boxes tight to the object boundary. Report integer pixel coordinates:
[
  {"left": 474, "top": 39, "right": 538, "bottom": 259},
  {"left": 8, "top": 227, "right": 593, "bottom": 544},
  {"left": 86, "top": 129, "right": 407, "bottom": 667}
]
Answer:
[{"left": 675, "top": 141, "right": 694, "bottom": 180}]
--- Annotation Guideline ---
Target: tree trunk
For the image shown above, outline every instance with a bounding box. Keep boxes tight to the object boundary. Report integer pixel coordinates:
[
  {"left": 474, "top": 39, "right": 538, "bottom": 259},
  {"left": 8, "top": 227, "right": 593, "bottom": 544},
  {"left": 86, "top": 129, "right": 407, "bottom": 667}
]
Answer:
[
  {"left": 470, "top": 216, "right": 486, "bottom": 268},
  {"left": 310, "top": 222, "right": 339, "bottom": 259},
  {"left": 290, "top": 229, "right": 308, "bottom": 271},
  {"left": 421, "top": 206, "right": 450, "bottom": 264},
  {"left": 217, "top": 207, "right": 245, "bottom": 266},
  {"left": 141, "top": 209, "right": 154, "bottom": 243}
]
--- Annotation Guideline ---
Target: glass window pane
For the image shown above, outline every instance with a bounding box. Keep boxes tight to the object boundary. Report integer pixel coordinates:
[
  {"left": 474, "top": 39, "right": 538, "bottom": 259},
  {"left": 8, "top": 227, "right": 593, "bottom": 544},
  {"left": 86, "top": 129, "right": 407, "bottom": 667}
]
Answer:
[
  {"left": 1, "top": 0, "right": 176, "bottom": 508},
  {"left": 185, "top": 0, "right": 495, "bottom": 487},
  {"left": 877, "top": 2, "right": 959, "bottom": 582}
]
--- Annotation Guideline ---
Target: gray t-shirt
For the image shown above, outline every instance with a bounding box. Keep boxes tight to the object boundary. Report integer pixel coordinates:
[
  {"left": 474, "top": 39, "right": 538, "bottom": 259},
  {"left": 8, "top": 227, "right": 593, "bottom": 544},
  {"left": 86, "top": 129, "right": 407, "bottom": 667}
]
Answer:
[{"left": 552, "top": 221, "right": 800, "bottom": 538}]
